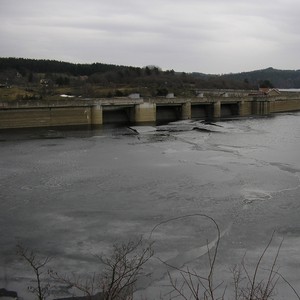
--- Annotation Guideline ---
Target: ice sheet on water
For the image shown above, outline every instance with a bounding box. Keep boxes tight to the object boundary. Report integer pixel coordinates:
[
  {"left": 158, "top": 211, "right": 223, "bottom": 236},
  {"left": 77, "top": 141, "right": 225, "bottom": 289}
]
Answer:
[
  {"left": 128, "top": 126, "right": 157, "bottom": 134},
  {"left": 242, "top": 189, "right": 273, "bottom": 204},
  {"left": 157, "top": 120, "right": 229, "bottom": 133},
  {"left": 157, "top": 120, "right": 195, "bottom": 132},
  {"left": 130, "top": 120, "right": 245, "bottom": 135}
]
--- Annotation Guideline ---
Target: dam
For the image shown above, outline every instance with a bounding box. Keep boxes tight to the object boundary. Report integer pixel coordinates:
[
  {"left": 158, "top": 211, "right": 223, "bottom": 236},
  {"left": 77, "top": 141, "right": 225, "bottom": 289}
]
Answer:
[{"left": 1, "top": 90, "right": 300, "bottom": 129}]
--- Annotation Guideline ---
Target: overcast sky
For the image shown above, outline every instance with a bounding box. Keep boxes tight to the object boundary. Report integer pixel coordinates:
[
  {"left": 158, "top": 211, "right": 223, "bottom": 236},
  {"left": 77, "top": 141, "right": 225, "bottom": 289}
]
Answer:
[{"left": 1, "top": 0, "right": 300, "bottom": 74}]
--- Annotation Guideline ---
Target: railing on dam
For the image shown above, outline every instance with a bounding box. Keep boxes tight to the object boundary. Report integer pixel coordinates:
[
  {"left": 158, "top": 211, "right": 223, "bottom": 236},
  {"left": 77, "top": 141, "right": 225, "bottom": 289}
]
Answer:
[{"left": 1, "top": 93, "right": 300, "bottom": 129}]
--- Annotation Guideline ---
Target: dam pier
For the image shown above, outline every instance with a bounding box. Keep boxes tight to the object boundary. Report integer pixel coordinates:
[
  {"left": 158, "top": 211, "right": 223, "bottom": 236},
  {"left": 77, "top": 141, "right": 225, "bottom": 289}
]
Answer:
[{"left": 1, "top": 91, "right": 300, "bottom": 129}]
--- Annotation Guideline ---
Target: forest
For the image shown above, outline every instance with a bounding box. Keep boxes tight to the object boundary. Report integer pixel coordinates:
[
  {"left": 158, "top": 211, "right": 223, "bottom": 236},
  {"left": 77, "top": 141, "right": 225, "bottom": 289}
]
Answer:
[{"left": 0, "top": 57, "right": 300, "bottom": 101}]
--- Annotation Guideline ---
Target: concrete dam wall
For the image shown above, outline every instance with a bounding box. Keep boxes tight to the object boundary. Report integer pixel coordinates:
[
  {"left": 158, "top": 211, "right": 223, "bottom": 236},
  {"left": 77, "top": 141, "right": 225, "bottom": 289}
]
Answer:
[
  {"left": 0, "top": 107, "right": 92, "bottom": 129},
  {"left": 0, "top": 95, "right": 300, "bottom": 129}
]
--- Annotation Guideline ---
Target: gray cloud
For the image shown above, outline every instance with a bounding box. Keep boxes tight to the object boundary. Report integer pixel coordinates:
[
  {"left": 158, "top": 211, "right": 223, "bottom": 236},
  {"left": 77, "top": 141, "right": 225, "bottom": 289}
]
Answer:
[{"left": 0, "top": 0, "right": 299, "bottom": 73}]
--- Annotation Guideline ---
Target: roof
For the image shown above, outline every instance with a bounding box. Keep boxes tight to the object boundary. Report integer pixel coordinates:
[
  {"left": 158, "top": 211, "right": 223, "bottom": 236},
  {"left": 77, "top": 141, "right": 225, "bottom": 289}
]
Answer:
[{"left": 258, "top": 88, "right": 281, "bottom": 95}]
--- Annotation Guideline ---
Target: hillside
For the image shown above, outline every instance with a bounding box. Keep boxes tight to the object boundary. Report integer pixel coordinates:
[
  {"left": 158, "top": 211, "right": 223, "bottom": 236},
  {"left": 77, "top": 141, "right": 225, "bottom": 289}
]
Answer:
[
  {"left": 220, "top": 67, "right": 300, "bottom": 88},
  {"left": 0, "top": 58, "right": 300, "bottom": 101}
]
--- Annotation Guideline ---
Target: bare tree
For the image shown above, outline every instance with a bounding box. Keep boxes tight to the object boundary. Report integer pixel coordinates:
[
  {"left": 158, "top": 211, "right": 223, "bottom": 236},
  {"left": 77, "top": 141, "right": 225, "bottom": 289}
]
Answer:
[
  {"left": 17, "top": 245, "right": 52, "bottom": 300},
  {"left": 231, "top": 232, "right": 300, "bottom": 300},
  {"left": 50, "top": 237, "right": 153, "bottom": 300},
  {"left": 150, "top": 214, "right": 223, "bottom": 300},
  {"left": 49, "top": 271, "right": 99, "bottom": 299},
  {"left": 98, "top": 236, "right": 153, "bottom": 300},
  {"left": 151, "top": 215, "right": 300, "bottom": 300},
  {"left": 16, "top": 216, "right": 300, "bottom": 300}
]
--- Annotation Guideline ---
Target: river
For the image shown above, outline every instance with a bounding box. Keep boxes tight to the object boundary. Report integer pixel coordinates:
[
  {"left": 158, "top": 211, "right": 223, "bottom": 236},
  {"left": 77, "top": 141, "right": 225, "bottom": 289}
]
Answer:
[{"left": 0, "top": 113, "right": 300, "bottom": 299}]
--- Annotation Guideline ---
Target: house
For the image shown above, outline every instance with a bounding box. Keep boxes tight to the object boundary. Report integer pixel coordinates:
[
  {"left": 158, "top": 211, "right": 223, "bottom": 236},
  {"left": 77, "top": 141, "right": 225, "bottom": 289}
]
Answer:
[
  {"left": 220, "top": 92, "right": 229, "bottom": 97},
  {"left": 128, "top": 93, "right": 140, "bottom": 99},
  {"left": 40, "top": 79, "right": 49, "bottom": 86},
  {"left": 249, "top": 88, "right": 281, "bottom": 97},
  {"left": 166, "top": 93, "right": 175, "bottom": 98},
  {"left": 259, "top": 88, "right": 281, "bottom": 96}
]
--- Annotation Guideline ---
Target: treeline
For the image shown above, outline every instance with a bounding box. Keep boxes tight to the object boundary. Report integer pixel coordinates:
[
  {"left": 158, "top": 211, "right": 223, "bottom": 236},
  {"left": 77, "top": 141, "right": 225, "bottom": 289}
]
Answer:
[
  {"left": 1, "top": 57, "right": 300, "bottom": 90},
  {"left": 0, "top": 57, "right": 252, "bottom": 94},
  {"left": 0, "top": 57, "right": 134, "bottom": 76}
]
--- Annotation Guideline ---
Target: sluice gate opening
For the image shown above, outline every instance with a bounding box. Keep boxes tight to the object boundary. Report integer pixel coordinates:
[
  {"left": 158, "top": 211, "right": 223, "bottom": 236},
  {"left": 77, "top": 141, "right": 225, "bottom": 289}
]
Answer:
[
  {"left": 156, "top": 105, "right": 182, "bottom": 124},
  {"left": 221, "top": 103, "right": 239, "bottom": 117},
  {"left": 102, "top": 106, "right": 134, "bottom": 125},
  {"left": 191, "top": 104, "right": 212, "bottom": 120}
]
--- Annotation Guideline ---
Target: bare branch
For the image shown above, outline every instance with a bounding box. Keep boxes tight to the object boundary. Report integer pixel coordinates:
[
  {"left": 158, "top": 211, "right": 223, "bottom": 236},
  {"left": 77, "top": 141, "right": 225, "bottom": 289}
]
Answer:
[
  {"left": 150, "top": 214, "right": 222, "bottom": 300},
  {"left": 17, "top": 245, "right": 52, "bottom": 300},
  {"left": 249, "top": 231, "right": 275, "bottom": 299},
  {"left": 274, "top": 271, "right": 300, "bottom": 300},
  {"left": 49, "top": 270, "right": 97, "bottom": 298}
]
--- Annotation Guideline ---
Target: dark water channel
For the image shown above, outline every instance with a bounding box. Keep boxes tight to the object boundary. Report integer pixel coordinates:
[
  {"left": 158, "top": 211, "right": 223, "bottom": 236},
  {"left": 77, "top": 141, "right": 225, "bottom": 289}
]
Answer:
[{"left": 0, "top": 113, "right": 300, "bottom": 299}]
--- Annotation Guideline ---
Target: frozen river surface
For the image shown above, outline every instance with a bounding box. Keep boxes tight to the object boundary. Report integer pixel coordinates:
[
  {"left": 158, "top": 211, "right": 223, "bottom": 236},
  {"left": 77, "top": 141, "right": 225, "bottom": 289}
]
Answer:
[{"left": 0, "top": 113, "right": 300, "bottom": 299}]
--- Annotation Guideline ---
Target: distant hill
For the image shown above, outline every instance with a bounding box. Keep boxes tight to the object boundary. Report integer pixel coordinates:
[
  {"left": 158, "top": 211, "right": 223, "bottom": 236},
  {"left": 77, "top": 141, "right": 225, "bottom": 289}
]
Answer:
[
  {"left": 219, "top": 67, "right": 300, "bottom": 88},
  {"left": 1, "top": 57, "right": 300, "bottom": 91}
]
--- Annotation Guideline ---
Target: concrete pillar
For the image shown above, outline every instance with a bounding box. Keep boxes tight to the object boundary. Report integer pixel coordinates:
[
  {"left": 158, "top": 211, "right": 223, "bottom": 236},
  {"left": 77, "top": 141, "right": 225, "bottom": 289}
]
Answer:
[
  {"left": 213, "top": 101, "right": 221, "bottom": 119},
  {"left": 181, "top": 101, "right": 191, "bottom": 120},
  {"left": 258, "top": 102, "right": 263, "bottom": 115},
  {"left": 135, "top": 102, "right": 156, "bottom": 123},
  {"left": 238, "top": 101, "right": 246, "bottom": 116},
  {"left": 91, "top": 105, "right": 103, "bottom": 125},
  {"left": 264, "top": 101, "right": 271, "bottom": 115},
  {"left": 252, "top": 100, "right": 270, "bottom": 116},
  {"left": 252, "top": 100, "right": 260, "bottom": 115}
]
